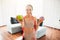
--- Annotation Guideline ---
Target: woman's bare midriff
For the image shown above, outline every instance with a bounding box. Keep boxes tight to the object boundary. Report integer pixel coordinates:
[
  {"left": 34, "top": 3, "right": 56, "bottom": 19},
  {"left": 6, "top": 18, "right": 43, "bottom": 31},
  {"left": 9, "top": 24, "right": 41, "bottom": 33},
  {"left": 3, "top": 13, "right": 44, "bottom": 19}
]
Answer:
[{"left": 23, "top": 16, "right": 37, "bottom": 40}]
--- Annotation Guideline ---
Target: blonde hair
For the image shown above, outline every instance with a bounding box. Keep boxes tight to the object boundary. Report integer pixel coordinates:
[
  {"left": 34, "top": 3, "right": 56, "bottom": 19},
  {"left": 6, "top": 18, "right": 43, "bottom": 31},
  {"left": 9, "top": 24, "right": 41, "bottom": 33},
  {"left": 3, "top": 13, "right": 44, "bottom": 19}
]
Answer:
[{"left": 26, "top": 4, "right": 33, "bottom": 10}]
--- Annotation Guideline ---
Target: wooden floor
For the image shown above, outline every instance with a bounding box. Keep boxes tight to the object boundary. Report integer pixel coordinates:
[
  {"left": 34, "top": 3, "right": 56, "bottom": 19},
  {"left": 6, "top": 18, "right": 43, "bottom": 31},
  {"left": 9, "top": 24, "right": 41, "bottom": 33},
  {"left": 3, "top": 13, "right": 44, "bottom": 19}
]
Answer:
[
  {"left": 46, "top": 26, "right": 60, "bottom": 40},
  {"left": 0, "top": 26, "right": 60, "bottom": 40}
]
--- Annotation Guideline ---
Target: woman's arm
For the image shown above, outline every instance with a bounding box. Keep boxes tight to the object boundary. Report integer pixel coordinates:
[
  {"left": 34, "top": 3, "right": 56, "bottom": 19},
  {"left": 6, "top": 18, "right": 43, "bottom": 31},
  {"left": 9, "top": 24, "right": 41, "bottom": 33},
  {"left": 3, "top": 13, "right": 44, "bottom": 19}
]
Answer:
[
  {"left": 35, "top": 18, "right": 44, "bottom": 30},
  {"left": 21, "top": 19, "right": 24, "bottom": 28},
  {"left": 37, "top": 19, "right": 42, "bottom": 26},
  {"left": 34, "top": 17, "right": 38, "bottom": 31},
  {"left": 16, "top": 17, "right": 24, "bottom": 28},
  {"left": 37, "top": 17, "right": 44, "bottom": 26}
]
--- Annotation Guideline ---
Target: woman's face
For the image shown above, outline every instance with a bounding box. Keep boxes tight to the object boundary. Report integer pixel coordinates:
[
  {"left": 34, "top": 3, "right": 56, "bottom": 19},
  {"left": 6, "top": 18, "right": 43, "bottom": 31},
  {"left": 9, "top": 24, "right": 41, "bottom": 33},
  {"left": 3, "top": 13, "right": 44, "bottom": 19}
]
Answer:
[{"left": 26, "top": 6, "right": 33, "bottom": 16}]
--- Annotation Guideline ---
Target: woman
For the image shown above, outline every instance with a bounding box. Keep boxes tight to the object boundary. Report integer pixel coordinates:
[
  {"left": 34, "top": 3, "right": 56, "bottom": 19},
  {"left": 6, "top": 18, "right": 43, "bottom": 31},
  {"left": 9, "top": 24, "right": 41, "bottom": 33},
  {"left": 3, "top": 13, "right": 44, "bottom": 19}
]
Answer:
[
  {"left": 21, "top": 5, "right": 37, "bottom": 40},
  {"left": 17, "top": 4, "right": 42, "bottom": 40}
]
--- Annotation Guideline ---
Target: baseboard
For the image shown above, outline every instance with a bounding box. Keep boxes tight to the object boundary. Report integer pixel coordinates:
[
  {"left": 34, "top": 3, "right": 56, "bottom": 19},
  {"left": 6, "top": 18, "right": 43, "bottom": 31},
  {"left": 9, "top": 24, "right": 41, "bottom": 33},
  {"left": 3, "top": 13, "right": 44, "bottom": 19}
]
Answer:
[
  {"left": 0, "top": 25, "right": 6, "bottom": 27},
  {"left": 44, "top": 25, "right": 60, "bottom": 30}
]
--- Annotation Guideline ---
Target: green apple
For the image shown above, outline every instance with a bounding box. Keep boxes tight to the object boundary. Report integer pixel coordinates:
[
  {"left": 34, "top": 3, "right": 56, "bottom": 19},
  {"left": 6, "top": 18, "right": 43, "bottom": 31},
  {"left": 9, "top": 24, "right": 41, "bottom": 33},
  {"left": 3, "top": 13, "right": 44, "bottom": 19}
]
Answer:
[{"left": 16, "top": 15, "right": 23, "bottom": 21}]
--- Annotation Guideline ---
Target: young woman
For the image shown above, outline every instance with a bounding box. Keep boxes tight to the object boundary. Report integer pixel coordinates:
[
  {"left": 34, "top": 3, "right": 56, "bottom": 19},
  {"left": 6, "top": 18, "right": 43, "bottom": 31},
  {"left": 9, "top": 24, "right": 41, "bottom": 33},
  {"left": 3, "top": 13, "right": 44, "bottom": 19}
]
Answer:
[
  {"left": 21, "top": 5, "right": 37, "bottom": 40},
  {"left": 17, "top": 4, "right": 43, "bottom": 40}
]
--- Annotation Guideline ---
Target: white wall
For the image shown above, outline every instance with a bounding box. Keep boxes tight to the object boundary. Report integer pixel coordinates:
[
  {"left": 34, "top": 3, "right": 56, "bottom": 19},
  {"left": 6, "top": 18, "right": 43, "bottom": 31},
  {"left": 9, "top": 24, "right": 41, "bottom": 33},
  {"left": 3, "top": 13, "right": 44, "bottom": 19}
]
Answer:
[
  {"left": 43, "top": 0, "right": 60, "bottom": 29},
  {"left": 16, "top": 0, "right": 43, "bottom": 18},
  {"left": 1, "top": 0, "right": 17, "bottom": 25},
  {"left": 1, "top": 0, "right": 60, "bottom": 28},
  {"left": 1, "top": 0, "right": 43, "bottom": 25},
  {"left": 0, "top": 0, "right": 3, "bottom": 26}
]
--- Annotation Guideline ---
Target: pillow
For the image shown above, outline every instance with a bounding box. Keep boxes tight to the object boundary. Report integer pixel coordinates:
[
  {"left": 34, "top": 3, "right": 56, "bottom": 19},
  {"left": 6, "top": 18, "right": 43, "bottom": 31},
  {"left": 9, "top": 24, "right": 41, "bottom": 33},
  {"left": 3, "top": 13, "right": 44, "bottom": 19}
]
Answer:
[{"left": 10, "top": 17, "right": 19, "bottom": 24}]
